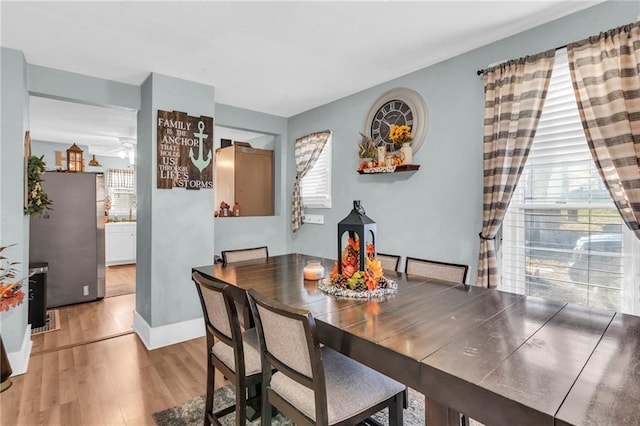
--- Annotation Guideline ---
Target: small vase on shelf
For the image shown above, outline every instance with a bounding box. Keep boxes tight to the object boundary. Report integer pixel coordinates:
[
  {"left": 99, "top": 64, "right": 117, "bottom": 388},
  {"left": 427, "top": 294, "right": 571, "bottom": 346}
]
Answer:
[
  {"left": 376, "top": 146, "right": 386, "bottom": 165},
  {"left": 400, "top": 142, "right": 412, "bottom": 165}
]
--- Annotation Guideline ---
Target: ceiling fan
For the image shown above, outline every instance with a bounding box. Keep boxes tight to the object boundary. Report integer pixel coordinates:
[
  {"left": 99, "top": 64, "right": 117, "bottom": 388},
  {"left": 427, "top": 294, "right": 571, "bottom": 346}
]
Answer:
[{"left": 90, "top": 137, "right": 136, "bottom": 164}]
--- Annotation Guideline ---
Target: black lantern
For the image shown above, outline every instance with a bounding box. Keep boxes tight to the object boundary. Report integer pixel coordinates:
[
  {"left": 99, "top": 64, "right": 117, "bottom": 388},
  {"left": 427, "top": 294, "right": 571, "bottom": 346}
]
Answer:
[
  {"left": 66, "top": 143, "right": 84, "bottom": 172},
  {"left": 338, "top": 200, "right": 377, "bottom": 274}
]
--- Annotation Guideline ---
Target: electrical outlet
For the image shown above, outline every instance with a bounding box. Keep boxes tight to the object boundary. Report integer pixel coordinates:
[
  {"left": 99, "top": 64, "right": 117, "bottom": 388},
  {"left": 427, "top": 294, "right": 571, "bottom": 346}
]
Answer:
[
  {"left": 303, "top": 214, "right": 324, "bottom": 225},
  {"left": 83, "top": 285, "right": 89, "bottom": 296}
]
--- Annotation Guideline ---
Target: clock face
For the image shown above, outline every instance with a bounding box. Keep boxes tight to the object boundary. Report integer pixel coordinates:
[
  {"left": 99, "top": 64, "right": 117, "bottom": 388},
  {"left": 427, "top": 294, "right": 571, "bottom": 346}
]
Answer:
[
  {"left": 364, "top": 88, "right": 428, "bottom": 156},
  {"left": 370, "top": 100, "right": 414, "bottom": 150}
]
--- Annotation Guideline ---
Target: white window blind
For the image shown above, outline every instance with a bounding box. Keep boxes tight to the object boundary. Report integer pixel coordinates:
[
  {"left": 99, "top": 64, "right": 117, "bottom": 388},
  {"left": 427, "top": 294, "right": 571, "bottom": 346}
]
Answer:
[
  {"left": 501, "top": 48, "right": 639, "bottom": 314},
  {"left": 107, "top": 168, "right": 137, "bottom": 218},
  {"left": 300, "top": 135, "right": 332, "bottom": 208}
]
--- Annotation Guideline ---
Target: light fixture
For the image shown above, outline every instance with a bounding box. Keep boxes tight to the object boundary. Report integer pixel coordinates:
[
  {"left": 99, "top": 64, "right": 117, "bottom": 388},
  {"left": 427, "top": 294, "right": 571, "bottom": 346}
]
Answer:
[
  {"left": 66, "top": 143, "right": 84, "bottom": 172},
  {"left": 119, "top": 138, "right": 135, "bottom": 165}
]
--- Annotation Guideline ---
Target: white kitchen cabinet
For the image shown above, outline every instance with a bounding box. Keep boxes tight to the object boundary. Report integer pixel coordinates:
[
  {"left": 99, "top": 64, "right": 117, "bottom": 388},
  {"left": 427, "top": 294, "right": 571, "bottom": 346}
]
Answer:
[{"left": 105, "top": 222, "right": 136, "bottom": 265}]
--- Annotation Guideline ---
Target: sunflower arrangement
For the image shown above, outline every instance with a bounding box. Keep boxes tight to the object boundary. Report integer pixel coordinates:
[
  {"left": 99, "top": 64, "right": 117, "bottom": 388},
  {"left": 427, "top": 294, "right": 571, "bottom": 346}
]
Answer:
[{"left": 389, "top": 124, "right": 412, "bottom": 146}]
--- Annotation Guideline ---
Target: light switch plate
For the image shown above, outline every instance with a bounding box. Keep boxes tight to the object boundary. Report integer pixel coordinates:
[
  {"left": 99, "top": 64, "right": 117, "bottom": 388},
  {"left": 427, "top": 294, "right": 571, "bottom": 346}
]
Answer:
[{"left": 303, "top": 214, "right": 324, "bottom": 225}]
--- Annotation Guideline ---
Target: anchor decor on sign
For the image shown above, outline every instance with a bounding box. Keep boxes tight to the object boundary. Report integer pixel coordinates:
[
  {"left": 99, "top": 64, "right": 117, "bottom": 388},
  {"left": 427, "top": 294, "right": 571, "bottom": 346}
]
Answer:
[
  {"left": 189, "top": 121, "right": 212, "bottom": 173},
  {"left": 156, "top": 110, "right": 214, "bottom": 190}
]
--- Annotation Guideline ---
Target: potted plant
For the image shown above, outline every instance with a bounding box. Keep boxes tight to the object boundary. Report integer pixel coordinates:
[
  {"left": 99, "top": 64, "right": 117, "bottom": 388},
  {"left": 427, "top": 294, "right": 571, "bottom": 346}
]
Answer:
[
  {"left": 24, "top": 155, "right": 53, "bottom": 218},
  {"left": 389, "top": 125, "right": 413, "bottom": 165},
  {"left": 0, "top": 244, "right": 32, "bottom": 392}
]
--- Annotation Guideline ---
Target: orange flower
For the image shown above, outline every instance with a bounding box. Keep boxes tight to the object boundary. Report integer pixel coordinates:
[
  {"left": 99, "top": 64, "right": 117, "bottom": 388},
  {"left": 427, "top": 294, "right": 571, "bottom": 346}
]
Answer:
[
  {"left": 348, "top": 236, "right": 360, "bottom": 251},
  {"left": 366, "top": 244, "right": 374, "bottom": 256},
  {"left": 330, "top": 261, "right": 339, "bottom": 279},
  {"left": 366, "top": 276, "right": 376, "bottom": 290},
  {"left": 366, "top": 256, "right": 383, "bottom": 280}
]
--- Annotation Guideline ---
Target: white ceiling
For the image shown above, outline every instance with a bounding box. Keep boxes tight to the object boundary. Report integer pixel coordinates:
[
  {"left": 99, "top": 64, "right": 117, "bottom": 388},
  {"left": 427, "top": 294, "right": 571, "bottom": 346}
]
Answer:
[{"left": 2, "top": 1, "right": 602, "bottom": 154}]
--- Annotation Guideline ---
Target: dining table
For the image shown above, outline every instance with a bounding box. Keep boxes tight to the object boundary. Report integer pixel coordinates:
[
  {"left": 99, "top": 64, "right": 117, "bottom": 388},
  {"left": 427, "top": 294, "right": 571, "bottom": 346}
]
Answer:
[{"left": 192, "top": 253, "right": 640, "bottom": 426}]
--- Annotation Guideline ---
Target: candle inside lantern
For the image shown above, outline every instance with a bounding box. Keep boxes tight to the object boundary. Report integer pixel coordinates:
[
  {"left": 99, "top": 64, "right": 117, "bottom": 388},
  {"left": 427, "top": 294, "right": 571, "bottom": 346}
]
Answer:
[{"left": 303, "top": 260, "right": 325, "bottom": 280}]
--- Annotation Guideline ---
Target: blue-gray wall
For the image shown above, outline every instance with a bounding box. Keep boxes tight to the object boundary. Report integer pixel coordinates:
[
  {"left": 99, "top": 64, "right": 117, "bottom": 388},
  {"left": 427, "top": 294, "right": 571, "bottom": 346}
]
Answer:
[
  {"left": 0, "top": 48, "right": 30, "bottom": 354},
  {"left": 137, "top": 73, "right": 215, "bottom": 327},
  {"left": 286, "top": 1, "right": 639, "bottom": 282}
]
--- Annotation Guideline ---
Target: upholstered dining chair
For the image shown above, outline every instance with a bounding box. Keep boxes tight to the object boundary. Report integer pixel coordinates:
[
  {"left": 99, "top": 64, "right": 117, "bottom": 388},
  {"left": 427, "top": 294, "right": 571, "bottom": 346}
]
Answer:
[
  {"left": 376, "top": 252, "right": 401, "bottom": 272},
  {"left": 192, "top": 271, "right": 263, "bottom": 426},
  {"left": 404, "top": 257, "right": 470, "bottom": 426},
  {"left": 247, "top": 288, "right": 406, "bottom": 426},
  {"left": 220, "top": 246, "right": 269, "bottom": 328},
  {"left": 221, "top": 246, "right": 269, "bottom": 264},
  {"left": 405, "top": 257, "right": 469, "bottom": 285}
]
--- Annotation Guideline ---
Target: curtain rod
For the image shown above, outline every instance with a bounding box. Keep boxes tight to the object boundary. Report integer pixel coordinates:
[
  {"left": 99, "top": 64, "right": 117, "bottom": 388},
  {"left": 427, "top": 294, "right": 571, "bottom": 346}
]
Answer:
[{"left": 476, "top": 42, "right": 569, "bottom": 76}]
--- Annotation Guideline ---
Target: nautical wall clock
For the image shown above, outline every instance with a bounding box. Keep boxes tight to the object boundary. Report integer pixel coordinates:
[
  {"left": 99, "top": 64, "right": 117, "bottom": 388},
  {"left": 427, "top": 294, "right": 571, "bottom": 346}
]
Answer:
[{"left": 364, "top": 87, "right": 428, "bottom": 154}]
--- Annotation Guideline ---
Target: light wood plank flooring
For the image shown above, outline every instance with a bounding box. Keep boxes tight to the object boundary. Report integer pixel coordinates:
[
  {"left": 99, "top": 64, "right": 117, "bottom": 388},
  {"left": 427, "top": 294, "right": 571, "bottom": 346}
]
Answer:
[
  {"left": 3, "top": 292, "right": 220, "bottom": 425},
  {"left": 106, "top": 264, "right": 136, "bottom": 298},
  {"left": 31, "top": 293, "right": 137, "bottom": 355},
  {"left": 1, "top": 332, "right": 217, "bottom": 425}
]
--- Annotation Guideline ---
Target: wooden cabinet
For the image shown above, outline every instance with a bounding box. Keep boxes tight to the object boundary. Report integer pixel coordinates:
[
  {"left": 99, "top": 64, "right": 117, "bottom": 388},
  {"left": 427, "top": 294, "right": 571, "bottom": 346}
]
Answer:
[
  {"left": 105, "top": 223, "right": 136, "bottom": 265},
  {"left": 215, "top": 144, "right": 274, "bottom": 216}
]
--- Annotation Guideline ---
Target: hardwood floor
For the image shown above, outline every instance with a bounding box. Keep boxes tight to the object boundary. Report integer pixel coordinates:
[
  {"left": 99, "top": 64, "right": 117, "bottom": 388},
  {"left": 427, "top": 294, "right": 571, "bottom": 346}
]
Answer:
[
  {"left": 3, "top": 291, "right": 219, "bottom": 425},
  {"left": 1, "top": 332, "right": 216, "bottom": 425},
  {"left": 31, "top": 293, "right": 136, "bottom": 355},
  {"left": 105, "top": 264, "right": 136, "bottom": 298}
]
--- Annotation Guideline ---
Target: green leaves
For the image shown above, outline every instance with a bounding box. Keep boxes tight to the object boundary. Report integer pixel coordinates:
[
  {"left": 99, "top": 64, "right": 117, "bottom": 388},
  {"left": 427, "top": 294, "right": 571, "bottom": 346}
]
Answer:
[{"left": 25, "top": 155, "right": 53, "bottom": 218}]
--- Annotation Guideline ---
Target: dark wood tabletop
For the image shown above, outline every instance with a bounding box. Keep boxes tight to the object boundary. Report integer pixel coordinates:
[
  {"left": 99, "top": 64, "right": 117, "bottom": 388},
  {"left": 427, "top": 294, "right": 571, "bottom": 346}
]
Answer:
[{"left": 193, "top": 253, "right": 640, "bottom": 426}]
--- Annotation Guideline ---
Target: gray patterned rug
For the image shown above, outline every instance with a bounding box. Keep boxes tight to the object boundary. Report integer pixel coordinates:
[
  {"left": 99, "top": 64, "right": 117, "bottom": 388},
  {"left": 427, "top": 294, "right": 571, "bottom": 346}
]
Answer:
[{"left": 153, "top": 385, "right": 425, "bottom": 425}]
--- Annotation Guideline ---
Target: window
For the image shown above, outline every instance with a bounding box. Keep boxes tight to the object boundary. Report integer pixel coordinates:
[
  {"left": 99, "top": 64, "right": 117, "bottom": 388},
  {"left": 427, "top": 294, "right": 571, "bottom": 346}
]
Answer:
[
  {"left": 300, "top": 135, "right": 332, "bottom": 208},
  {"left": 107, "top": 168, "right": 137, "bottom": 219},
  {"left": 500, "top": 49, "right": 640, "bottom": 315}
]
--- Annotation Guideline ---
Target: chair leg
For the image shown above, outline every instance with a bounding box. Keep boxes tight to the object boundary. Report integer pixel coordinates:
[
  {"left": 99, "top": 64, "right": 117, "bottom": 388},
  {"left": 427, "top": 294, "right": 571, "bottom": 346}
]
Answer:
[
  {"left": 261, "top": 389, "right": 272, "bottom": 426},
  {"left": 236, "top": 385, "right": 247, "bottom": 426},
  {"left": 388, "top": 392, "right": 404, "bottom": 426},
  {"left": 205, "top": 362, "right": 215, "bottom": 426}
]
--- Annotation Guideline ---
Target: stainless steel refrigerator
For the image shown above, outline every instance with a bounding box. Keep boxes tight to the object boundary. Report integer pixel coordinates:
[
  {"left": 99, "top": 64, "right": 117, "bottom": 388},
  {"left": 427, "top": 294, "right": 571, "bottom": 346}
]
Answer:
[{"left": 29, "top": 172, "right": 105, "bottom": 307}]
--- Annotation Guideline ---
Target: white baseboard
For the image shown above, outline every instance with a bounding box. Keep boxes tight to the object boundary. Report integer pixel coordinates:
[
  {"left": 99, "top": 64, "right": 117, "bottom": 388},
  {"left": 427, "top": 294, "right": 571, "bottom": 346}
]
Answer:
[
  {"left": 8, "top": 325, "right": 32, "bottom": 376},
  {"left": 132, "top": 310, "right": 204, "bottom": 350}
]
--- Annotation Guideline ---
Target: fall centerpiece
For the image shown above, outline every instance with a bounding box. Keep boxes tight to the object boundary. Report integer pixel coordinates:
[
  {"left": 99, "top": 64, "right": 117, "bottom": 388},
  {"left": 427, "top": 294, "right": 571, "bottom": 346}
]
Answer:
[
  {"left": 1, "top": 245, "right": 33, "bottom": 393},
  {"left": 317, "top": 201, "right": 397, "bottom": 298},
  {"left": 0, "top": 245, "right": 30, "bottom": 312}
]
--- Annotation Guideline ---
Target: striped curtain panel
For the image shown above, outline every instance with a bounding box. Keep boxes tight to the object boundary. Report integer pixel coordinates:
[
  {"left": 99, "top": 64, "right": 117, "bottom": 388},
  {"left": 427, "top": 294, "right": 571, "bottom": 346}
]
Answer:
[
  {"left": 291, "top": 130, "right": 331, "bottom": 232},
  {"left": 107, "top": 168, "right": 135, "bottom": 190},
  {"left": 568, "top": 21, "right": 640, "bottom": 240},
  {"left": 477, "top": 51, "right": 555, "bottom": 288}
]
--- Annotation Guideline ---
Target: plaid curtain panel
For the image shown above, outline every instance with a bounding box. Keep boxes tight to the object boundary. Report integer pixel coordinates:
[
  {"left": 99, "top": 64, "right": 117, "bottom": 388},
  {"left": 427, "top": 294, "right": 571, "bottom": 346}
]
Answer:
[
  {"left": 477, "top": 50, "right": 555, "bottom": 288},
  {"left": 291, "top": 130, "right": 331, "bottom": 232},
  {"left": 107, "top": 168, "right": 135, "bottom": 190},
  {"left": 568, "top": 21, "right": 640, "bottom": 240}
]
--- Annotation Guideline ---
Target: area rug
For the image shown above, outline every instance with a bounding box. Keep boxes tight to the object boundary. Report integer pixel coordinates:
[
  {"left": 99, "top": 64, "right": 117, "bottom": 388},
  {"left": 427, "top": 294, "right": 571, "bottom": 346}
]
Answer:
[
  {"left": 105, "top": 282, "right": 136, "bottom": 298},
  {"left": 31, "top": 309, "right": 60, "bottom": 335},
  {"left": 153, "top": 385, "right": 424, "bottom": 426}
]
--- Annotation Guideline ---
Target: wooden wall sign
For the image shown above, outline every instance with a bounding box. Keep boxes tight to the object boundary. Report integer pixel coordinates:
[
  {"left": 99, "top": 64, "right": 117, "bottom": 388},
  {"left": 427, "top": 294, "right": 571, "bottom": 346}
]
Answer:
[{"left": 157, "top": 110, "right": 214, "bottom": 189}]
